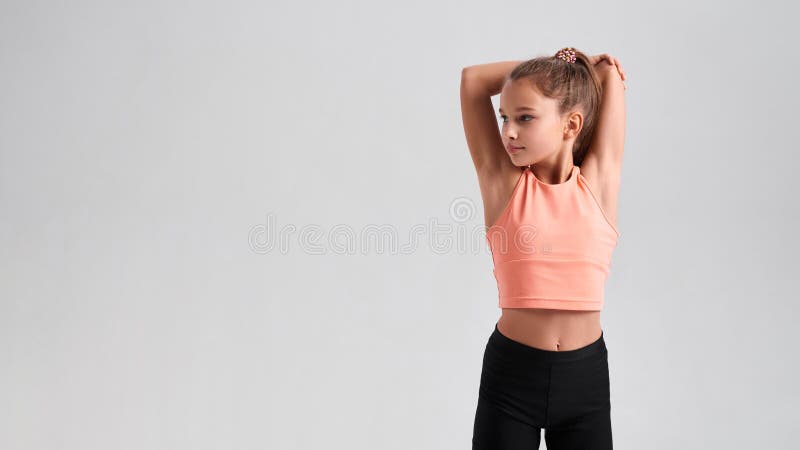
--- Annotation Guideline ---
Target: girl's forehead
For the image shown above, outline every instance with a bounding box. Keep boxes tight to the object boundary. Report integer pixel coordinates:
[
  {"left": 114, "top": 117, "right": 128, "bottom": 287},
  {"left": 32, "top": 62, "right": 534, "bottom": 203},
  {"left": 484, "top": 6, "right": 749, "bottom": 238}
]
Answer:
[
  {"left": 501, "top": 83, "right": 552, "bottom": 109},
  {"left": 499, "top": 95, "right": 552, "bottom": 113}
]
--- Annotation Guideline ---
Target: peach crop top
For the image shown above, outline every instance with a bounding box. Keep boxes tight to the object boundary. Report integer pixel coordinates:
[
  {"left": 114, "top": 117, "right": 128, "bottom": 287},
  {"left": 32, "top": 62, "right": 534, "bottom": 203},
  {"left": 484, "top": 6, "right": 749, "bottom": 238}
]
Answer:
[{"left": 486, "top": 165, "right": 620, "bottom": 311}]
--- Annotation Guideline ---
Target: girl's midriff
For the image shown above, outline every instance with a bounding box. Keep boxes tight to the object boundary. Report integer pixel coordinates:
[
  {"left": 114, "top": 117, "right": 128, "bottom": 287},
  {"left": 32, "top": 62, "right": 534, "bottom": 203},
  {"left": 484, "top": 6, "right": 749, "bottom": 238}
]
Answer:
[{"left": 497, "top": 308, "right": 603, "bottom": 351}]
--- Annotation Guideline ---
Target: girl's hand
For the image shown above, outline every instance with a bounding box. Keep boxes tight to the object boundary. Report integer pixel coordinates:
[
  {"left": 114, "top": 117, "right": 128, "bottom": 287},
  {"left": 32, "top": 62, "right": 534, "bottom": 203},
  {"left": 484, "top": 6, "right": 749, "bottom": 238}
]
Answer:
[{"left": 588, "top": 53, "right": 626, "bottom": 90}]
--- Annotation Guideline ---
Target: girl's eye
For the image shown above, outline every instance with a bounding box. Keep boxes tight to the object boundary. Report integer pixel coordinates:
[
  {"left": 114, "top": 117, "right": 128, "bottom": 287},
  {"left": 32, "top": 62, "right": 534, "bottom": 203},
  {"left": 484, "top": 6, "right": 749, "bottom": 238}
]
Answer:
[{"left": 499, "top": 115, "right": 534, "bottom": 123}]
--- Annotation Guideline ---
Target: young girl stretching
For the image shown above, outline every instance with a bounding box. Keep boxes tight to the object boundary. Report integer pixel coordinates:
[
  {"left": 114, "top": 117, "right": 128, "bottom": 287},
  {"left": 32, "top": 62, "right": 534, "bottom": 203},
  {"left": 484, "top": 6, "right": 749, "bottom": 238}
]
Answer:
[{"left": 460, "top": 47, "right": 627, "bottom": 450}]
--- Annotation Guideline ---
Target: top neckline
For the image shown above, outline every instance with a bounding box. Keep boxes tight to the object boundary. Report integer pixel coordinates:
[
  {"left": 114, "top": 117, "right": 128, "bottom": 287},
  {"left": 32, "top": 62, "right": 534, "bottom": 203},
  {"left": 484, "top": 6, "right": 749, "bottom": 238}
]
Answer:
[{"left": 526, "top": 165, "right": 578, "bottom": 188}]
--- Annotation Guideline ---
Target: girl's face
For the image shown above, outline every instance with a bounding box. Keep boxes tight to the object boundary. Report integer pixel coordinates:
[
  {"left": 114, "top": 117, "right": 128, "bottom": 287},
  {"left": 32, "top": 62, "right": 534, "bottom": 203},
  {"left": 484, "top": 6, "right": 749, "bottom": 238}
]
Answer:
[{"left": 498, "top": 80, "right": 573, "bottom": 166}]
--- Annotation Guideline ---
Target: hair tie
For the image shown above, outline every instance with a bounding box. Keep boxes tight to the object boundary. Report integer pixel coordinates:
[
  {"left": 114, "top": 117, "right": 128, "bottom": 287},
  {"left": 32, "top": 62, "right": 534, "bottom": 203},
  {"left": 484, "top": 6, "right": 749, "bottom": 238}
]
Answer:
[{"left": 555, "top": 47, "right": 577, "bottom": 63}]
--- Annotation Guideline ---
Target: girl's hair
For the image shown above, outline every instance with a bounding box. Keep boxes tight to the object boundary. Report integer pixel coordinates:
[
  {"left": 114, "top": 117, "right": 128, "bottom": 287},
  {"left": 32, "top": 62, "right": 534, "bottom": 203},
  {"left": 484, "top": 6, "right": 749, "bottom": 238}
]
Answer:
[{"left": 506, "top": 48, "right": 603, "bottom": 166}]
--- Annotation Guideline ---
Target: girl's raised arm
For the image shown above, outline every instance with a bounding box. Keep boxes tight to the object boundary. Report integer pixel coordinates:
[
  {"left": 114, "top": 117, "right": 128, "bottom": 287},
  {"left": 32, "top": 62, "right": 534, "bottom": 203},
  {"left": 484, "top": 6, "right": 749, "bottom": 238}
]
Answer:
[
  {"left": 584, "top": 61, "right": 626, "bottom": 171},
  {"left": 460, "top": 61, "right": 521, "bottom": 175}
]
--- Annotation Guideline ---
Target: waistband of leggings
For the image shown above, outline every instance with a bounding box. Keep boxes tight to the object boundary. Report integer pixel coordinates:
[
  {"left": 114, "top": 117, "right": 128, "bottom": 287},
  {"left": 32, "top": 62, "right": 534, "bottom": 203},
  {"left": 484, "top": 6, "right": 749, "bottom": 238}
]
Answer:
[{"left": 489, "top": 322, "right": 607, "bottom": 364}]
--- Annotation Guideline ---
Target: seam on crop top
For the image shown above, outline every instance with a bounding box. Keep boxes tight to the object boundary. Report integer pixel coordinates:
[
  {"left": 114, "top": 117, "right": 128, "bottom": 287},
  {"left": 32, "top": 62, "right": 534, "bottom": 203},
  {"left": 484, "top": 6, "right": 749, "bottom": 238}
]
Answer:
[
  {"left": 493, "top": 256, "right": 609, "bottom": 267},
  {"left": 486, "top": 167, "right": 527, "bottom": 230},
  {"left": 501, "top": 295, "right": 603, "bottom": 302},
  {"left": 577, "top": 173, "right": 621, "bottom": 238}
]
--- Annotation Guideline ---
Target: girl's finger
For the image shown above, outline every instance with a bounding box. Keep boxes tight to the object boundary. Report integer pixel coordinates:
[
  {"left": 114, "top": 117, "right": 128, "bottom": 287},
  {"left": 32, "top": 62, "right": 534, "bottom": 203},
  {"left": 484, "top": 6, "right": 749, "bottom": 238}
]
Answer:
[
  {"left": 605, "top": 55, "right": 627, "bottom": 83},
  {"left": 613, "top": 58, "right": 626, "bottom": 79},
  {"left": 615, "top": 62, "right": 625, "bottom": 80}
]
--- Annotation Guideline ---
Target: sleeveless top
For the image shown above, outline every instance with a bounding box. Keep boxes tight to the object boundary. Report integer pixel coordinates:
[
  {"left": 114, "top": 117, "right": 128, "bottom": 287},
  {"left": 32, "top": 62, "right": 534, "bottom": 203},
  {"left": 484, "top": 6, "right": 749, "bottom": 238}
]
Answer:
[{"left": 485, "top": 165, "right": 620, "bottom": 311}]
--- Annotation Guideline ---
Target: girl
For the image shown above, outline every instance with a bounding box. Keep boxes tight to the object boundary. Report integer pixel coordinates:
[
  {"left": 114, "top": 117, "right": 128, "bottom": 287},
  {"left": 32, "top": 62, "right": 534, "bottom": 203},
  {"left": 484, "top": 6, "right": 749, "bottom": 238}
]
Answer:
[{"left": 460, "top": 48, "right": 627, "bottom": 450}]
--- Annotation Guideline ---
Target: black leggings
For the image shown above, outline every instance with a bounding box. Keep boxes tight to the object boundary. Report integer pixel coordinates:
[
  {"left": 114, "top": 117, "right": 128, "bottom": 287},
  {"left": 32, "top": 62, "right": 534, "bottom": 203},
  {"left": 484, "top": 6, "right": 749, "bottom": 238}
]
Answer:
[{"left": 472, "top": 323, "right": 612, "bottom": 450}]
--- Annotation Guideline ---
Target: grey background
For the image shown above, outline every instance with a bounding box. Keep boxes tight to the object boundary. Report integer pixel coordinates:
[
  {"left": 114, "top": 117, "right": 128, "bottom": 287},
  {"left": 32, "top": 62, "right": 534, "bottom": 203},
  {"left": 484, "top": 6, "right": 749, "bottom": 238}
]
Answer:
[{"left": 2, "top": 1, "right": 797, "bottom": 449}]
